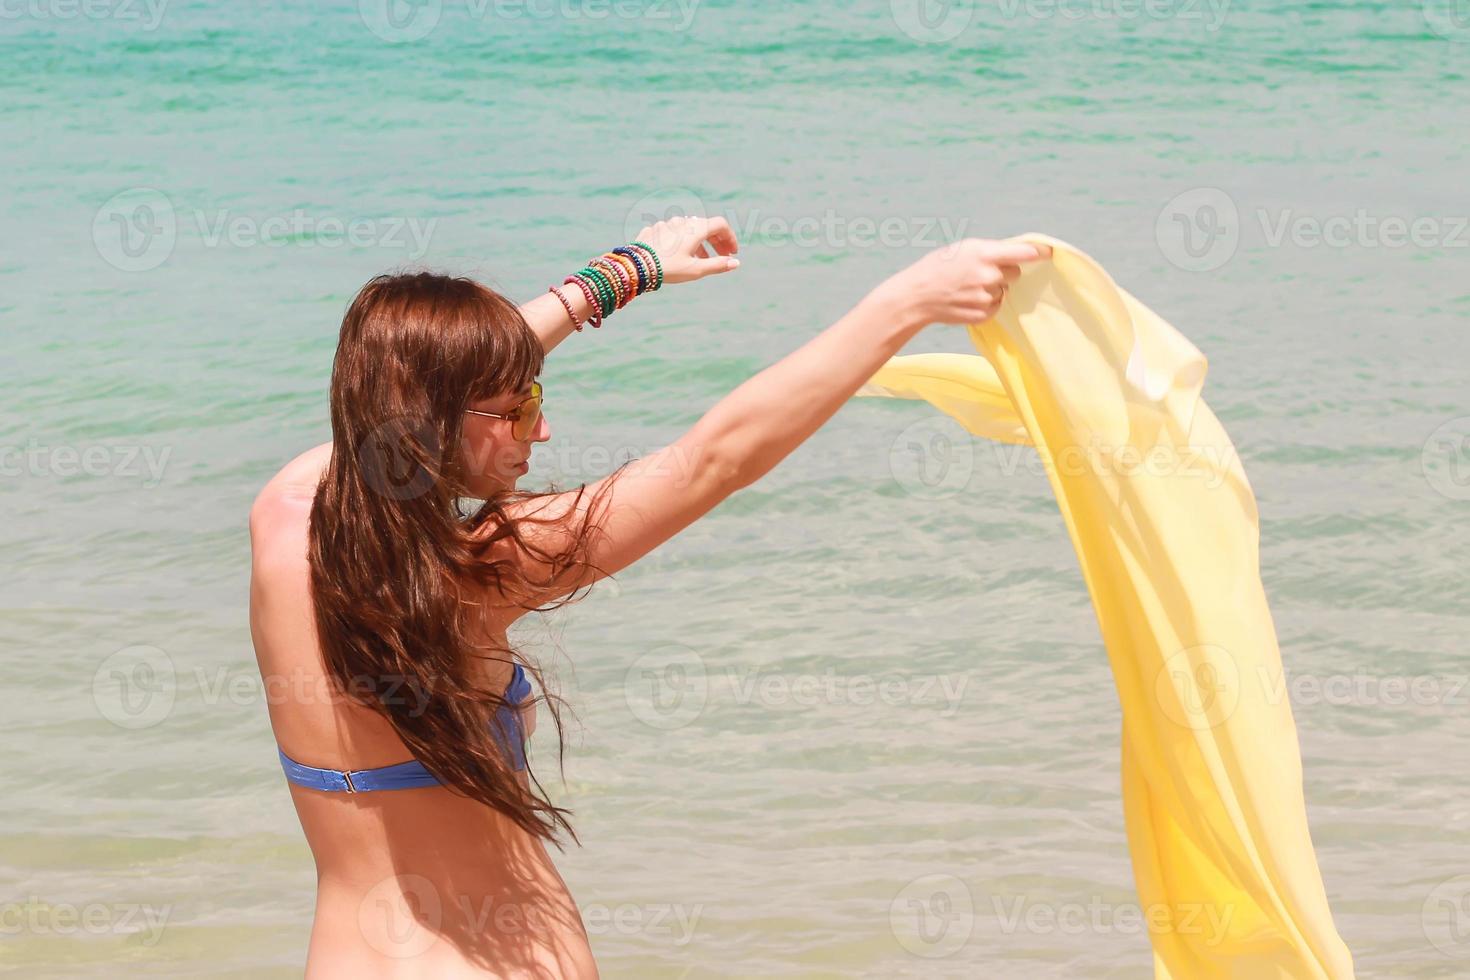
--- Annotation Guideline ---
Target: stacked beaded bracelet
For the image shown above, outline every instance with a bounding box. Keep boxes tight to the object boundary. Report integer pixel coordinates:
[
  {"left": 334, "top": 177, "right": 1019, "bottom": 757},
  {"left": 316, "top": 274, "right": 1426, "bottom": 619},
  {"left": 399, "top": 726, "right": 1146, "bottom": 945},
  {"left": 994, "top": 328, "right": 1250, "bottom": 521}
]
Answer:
[{"left": 548, "top": 241, "right": 664, "bottom": 332}]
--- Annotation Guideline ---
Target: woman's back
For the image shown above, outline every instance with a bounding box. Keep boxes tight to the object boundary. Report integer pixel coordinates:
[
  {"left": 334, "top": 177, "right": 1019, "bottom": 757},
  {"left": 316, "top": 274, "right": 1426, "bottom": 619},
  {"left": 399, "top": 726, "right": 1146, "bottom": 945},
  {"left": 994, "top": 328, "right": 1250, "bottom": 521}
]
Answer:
[{"left": 248, "top": 443, "right": 597, "bottom": 979}]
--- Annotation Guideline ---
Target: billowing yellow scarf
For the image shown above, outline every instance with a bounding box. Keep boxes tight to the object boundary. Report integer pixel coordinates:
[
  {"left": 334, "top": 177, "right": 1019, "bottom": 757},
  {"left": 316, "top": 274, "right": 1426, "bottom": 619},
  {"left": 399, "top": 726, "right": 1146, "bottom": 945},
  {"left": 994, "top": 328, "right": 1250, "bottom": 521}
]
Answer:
[{"left": 856, "top": 235, "right": 1354, "bottom": 978}]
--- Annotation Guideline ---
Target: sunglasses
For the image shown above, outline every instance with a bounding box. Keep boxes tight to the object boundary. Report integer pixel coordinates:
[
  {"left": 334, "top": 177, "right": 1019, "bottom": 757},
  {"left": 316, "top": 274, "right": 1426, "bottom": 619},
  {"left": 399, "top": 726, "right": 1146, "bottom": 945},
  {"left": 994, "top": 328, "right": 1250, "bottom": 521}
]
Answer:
[{"left": 464, "top": 381, "right": 543, "bottom": 440}]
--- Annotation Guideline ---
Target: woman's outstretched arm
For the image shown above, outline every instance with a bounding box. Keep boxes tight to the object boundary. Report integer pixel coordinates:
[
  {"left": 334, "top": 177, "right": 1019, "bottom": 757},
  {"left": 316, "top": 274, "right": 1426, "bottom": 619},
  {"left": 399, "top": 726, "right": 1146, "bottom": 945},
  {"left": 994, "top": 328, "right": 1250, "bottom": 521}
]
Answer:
[
  {"left": 519, "top": 217, "right": 741, "bottom": 354},
  {"left": 486, "top": 234, "right": 1050, "bottom": 612}
]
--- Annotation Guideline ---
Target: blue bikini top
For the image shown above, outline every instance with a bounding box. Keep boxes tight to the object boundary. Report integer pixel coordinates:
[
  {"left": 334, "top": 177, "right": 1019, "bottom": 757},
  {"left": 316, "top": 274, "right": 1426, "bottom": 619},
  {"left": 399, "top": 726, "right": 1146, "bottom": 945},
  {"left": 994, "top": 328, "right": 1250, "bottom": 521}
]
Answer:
[{"left": 276, "top": 663, "right": 533, "bottom": 793}]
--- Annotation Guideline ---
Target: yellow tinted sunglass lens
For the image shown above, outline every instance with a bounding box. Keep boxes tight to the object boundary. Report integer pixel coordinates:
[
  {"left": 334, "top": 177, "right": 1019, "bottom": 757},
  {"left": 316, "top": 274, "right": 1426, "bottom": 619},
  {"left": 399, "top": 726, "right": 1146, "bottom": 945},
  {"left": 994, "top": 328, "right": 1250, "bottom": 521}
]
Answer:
[{"left": 514, "top": 384, "right": 543, "bottom": 439}]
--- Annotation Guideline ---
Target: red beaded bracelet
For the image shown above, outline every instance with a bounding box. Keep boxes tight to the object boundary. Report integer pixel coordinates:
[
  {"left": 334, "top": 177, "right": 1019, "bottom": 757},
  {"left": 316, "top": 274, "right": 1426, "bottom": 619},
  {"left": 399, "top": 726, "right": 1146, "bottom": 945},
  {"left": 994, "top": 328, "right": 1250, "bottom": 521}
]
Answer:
[
  {"left": 561, "top": 274, "right": 603, "bottom": 328},
  {"left": 548, "top": 284, "right": 583, "bottom": 332}
]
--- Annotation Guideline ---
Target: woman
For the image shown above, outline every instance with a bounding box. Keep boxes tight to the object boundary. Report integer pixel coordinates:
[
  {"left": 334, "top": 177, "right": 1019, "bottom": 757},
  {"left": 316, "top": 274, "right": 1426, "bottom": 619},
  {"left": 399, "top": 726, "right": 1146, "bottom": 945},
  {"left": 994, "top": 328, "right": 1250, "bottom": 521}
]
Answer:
[{"left": 249, "top": 215, "right": 1048, "bottom": 978}]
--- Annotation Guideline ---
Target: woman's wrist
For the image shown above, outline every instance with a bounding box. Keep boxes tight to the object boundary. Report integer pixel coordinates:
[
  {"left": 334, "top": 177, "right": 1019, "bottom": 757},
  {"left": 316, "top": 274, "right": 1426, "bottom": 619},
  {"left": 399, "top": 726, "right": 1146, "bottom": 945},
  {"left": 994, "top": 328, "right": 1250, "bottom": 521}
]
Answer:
[
  {"left": 865, "top": 275, "right": 929, "bottom": 338},
  {"left": 552, "top": 241, "right": 665, "bottom": 332}
]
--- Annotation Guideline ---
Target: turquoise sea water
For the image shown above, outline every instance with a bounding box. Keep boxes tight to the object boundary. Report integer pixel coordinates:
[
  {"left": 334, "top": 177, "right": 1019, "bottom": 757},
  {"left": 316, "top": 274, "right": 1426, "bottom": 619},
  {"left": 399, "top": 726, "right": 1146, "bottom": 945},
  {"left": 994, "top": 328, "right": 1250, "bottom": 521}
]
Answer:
[{"left": 3, "top": 0, "right": 1468, "bottom": 975}]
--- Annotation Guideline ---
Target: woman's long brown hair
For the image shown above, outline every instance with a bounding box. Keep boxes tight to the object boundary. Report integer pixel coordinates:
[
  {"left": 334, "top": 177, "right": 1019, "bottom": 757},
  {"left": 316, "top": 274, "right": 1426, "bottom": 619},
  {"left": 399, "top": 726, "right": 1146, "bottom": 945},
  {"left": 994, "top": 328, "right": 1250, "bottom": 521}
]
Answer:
[{"left": 307, "top": 271, "right": 621, "bottom": 845}]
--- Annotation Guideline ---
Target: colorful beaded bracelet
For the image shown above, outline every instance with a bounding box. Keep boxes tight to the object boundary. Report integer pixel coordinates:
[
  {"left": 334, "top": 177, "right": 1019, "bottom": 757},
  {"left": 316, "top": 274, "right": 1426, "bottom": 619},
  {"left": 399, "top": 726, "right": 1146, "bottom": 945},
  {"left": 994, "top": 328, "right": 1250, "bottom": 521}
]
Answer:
[
  {"left": 605, "top": 254, "right": 641, "bottom": 308},
  {"left": 551, "top": 240, "right": 663, "bottom": 332},
  {"left": 581, "top": 266, "right": 617, "bottom": 317},
  {"left": 548, "top": 284, "right": 583, "bottom": 332},
  {"left": 611, "top": 246, "right": 650, "bottom": 293},
  {"left": 589, "top": 257, "right": 628, "bottom": 309},
  {"left": 561, "top": 275, "right": 603, "bottom": 329},
  {"left": 629, "top": 240, "right": 663, "bottom": 290}
]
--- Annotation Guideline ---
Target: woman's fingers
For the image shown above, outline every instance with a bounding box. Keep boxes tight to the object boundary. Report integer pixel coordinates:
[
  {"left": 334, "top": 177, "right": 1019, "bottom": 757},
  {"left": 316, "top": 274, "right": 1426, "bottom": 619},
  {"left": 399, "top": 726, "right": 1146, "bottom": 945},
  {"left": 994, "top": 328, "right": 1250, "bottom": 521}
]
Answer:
[
  {"left": 699, "top": 215, "right": 739, "bottom": 256},
  {"left": 698, "top": 252, "right": 741, "bottom": 275},
  {"left": 982, "top": 240, "right": 1051, "bottom": 266},
  {"left": 694, "top": 222, "right": 740, "bottom": 274},
  {"left": 634, "top": 215, "right": 742, "bottom": 284}
]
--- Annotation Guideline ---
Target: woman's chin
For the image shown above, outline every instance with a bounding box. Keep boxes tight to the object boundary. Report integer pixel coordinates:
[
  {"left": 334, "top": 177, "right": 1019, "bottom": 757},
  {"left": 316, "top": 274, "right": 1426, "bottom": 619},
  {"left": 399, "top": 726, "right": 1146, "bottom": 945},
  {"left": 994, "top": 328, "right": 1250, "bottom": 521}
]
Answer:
[
  {"left": 463, "top": 476, "right": 504, "bottom": 499},
  {"left": 465, "top": 463, "right": 528, "bottom": 497}
]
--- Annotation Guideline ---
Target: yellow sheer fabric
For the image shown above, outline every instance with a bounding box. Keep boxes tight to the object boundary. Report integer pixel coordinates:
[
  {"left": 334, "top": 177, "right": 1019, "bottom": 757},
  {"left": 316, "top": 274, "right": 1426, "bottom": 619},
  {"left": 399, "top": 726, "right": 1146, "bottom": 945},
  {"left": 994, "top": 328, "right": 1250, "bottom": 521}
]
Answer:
[{"left": 855, "top": 236, "right": 1354, "bottom": 978}]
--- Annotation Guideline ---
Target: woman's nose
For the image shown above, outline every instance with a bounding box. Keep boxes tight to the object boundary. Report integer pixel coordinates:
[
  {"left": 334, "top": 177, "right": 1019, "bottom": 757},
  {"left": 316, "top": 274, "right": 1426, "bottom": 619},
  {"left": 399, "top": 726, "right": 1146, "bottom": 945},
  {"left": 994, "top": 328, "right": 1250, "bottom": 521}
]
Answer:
[{"left": 532, "top": 411, "right": 551, "bottom": 442}]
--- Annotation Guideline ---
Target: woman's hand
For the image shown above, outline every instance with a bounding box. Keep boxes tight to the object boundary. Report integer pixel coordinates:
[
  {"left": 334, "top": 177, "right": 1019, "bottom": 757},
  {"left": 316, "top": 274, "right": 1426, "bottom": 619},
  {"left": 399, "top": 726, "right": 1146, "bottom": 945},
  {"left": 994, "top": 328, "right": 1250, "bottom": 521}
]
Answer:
[
  {"left": 633, "top": 215, "right": 741, "bottom": 286},
  {"left": 877, "top": 238, "right": 1052, "bottom": 328}
]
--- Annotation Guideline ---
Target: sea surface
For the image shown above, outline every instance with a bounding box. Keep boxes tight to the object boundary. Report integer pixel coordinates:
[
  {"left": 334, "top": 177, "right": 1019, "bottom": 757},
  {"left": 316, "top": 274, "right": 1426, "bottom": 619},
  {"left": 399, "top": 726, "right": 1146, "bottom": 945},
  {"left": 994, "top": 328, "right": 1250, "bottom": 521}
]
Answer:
[{"left": 3, "top": 0, "right": 1468, "bottom": 976}]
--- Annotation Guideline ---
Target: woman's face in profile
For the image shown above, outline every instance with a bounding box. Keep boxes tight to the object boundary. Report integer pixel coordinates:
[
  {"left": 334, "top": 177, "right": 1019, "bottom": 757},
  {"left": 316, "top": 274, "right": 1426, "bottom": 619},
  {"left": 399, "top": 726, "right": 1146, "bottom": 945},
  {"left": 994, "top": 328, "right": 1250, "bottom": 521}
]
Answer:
[{"left": 460, "top": 382, "right": 551, "bottom": 498}]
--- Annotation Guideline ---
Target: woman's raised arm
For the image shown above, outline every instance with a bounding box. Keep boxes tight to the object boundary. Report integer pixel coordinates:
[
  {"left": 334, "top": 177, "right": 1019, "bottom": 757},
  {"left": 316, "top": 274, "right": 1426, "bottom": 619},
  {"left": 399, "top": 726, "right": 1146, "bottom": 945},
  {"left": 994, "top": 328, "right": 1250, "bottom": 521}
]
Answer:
[{"left": 488, "top": 236, "right": 1049, "bottom": 613}]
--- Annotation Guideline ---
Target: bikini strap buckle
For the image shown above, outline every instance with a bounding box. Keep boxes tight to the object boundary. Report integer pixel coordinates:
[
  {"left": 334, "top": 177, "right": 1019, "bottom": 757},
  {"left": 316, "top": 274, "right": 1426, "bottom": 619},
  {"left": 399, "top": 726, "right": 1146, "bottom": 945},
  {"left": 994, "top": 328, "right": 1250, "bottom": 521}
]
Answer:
[{"left": 342, "top": 769, "right": 358, "bottom": 793}]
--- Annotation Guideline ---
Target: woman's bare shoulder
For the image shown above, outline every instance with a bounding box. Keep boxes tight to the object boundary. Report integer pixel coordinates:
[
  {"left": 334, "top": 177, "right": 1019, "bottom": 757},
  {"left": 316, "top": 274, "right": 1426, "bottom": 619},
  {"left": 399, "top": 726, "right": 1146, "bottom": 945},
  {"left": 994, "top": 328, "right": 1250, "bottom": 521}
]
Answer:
[{"left": 249, "top": 441, "right": 332, "bottom": 562}]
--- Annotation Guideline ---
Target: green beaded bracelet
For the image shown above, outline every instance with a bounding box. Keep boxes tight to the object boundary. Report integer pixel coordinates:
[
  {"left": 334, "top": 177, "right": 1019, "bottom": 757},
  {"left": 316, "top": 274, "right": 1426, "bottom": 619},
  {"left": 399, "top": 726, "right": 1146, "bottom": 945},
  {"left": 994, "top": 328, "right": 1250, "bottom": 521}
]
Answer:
[
  {"left": 580, "top": 266, "right": 617, "bottom": 317},
  {"left": 588, "top": 257, "right": 628, "bottom": 309},
  {"left": 630, "top": 240, "right": 663, "bottom": 290}
]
